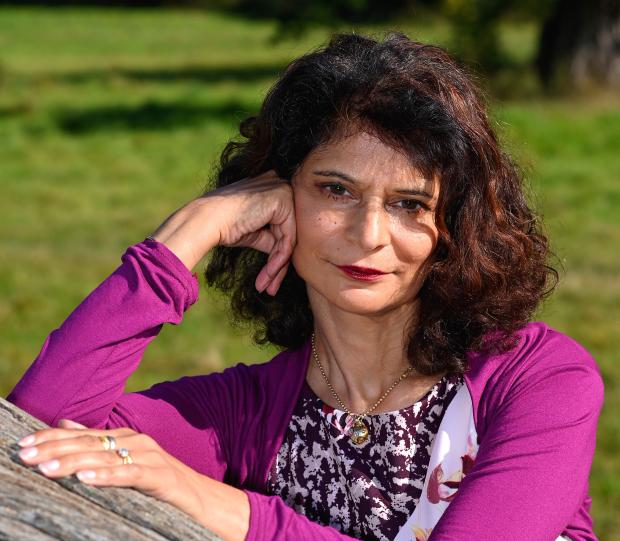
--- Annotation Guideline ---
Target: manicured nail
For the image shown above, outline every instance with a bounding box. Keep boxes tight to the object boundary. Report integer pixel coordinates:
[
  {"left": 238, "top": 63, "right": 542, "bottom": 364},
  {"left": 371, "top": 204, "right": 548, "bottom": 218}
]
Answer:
[
  {"left": 18, "top": 447, "right": 38, "bottom": 460},
  {"left": 76, "top": 470, "right": 97, "bottom": 481},
  {"left": 39, "top": 460, "right": 60, "bottom": 473},
  {"left": 256, "top": 273, "right": 268, "bottom": 290},
  {"left": 18, "top": 435, "right": 35, "bottom": 447},
  {"left": 256, "top": 279, "right": 268, "bottom": 293}
]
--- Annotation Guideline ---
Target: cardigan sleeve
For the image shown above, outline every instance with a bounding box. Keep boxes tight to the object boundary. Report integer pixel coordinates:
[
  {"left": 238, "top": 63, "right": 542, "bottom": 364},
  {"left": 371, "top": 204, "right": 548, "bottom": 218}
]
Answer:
[
  {"left": 6, "top": 239, "right": 217, "bottom": 436},
  {"left": 6, "top": 237, "right": 236, "bottom": 482},
  {"left": 243, "top": 490, "right": 361, "bottom": 541},
  {"left": 7, "top": 238, "right": 198, "bottom": 428},
  {"left": 426, "top": 329, "right": 605, "bottom": 541}
]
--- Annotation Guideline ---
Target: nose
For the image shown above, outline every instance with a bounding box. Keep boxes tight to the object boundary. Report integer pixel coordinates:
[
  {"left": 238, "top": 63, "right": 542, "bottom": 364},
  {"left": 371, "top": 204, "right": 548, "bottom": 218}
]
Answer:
[{"left": 348, "top": 200, "right": 391, "bottom": 250}]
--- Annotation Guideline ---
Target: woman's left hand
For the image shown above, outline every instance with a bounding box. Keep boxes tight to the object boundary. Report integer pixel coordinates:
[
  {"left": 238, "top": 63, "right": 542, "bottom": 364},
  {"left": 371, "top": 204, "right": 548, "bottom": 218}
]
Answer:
[{"left": 16, "top": 419, "right": 249, "bottom": 540}]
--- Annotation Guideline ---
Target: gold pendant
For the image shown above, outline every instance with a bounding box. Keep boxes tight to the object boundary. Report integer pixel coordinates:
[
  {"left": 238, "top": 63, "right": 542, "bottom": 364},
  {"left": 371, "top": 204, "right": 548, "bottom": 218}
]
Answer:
[{"left": 350, "top": 418, "right": 369, "bottom": 445}]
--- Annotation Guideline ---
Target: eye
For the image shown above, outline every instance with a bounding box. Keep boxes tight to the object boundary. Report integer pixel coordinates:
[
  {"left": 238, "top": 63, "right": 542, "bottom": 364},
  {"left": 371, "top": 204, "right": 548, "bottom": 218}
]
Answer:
[
  {"left": 320, "top": 183, "right": 350, "bottom": 199},
  {"left": 394, "top": 199, "right": 429, "bottom": 214}
]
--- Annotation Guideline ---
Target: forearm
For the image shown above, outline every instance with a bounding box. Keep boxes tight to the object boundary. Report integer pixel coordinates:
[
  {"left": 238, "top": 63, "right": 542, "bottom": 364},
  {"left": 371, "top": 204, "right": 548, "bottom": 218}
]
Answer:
[
  {"left": 191, "top": 483, "right": 364, "bottom": 541},
  {"left": 191, "top": 475, "right": 250, "bottom": 541},
  {"left": 7, "top": 240, "right": 199, "bottom": 428},
  {"left": 148, "top": 196, "right": 223, "bottom": 272}
]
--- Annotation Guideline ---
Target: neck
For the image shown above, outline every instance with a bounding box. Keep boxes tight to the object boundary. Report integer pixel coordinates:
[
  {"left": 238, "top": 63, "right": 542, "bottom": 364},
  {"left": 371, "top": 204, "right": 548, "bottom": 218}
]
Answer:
[{"left": 308, "top": 290, "right": 418, "bottom": 414}]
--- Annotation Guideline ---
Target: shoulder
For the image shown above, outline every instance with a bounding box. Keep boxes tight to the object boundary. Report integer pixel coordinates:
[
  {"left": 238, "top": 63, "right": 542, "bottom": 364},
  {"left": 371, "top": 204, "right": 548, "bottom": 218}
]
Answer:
[
  {"left": 513, "top": 321, "right": 599, "bottom": 371},
  {"left": 468, "top": 321, "right": 601, "bottom": 378},
  {"left": 465, "top": 322, "right": 604, "bottom": 419}
]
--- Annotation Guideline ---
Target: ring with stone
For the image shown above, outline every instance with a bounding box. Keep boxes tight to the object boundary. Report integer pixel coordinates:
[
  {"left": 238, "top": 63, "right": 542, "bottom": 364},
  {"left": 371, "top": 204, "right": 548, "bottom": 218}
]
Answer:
[
  {"left": 116, "top": 447, "right": 133, "bottom": 465},
  {"left": 99, "top": 435, "right": 116, "bottom": 451}
]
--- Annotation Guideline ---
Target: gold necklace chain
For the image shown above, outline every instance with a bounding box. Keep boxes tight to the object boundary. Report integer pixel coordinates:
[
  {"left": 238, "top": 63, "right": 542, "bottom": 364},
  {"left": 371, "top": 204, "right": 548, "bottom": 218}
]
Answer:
[{"left": 310, "top": 332, "right": 414, "bottom": 422}]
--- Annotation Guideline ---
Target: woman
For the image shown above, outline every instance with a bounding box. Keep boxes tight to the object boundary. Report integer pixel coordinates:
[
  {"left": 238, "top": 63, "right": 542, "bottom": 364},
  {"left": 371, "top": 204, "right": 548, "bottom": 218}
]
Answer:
[{"left": 8, "top": 32, "right": 603, "bottom": 541}]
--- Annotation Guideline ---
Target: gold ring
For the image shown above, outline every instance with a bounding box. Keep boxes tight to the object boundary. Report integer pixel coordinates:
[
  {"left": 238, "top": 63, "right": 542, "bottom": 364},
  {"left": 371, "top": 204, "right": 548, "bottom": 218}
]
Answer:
[
  {"left": 116, "top": 447, "right": 133, "bottom": 465},
  {"left": 99, "top": 435, "right": 116, "bottom": 451}
]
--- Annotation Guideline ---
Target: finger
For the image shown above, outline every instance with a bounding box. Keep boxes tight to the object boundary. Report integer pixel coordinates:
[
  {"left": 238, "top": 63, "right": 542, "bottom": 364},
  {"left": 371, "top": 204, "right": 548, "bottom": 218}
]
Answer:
[
  {"left": 58, "top": 419, "right": 88, "bottom": 429},
  {"left": 270, "top": 211, "right": 297, "bottom": 272},
  {"left": 243, "top": 228, "right": 277, "bottom": 254},
  {"left": 74, "top": 464, "right": 160, "bottom": 490},
  {"left": 256, "top": 243, "right": 288, "bottom": 292},
  {"left": 265, "top": 262, "right": 290, "bottom": 296},
  {"left": 18, "top": 430, "right": 162, "bottom": 465},
  {"left": 265, "top": 228, "right": 295, "bottom": 278},
  {"left": 75, "top": 464, "right": 146, "bottom": 486},
  {"left": 33, "top": 449, "right": 163, "bottom": 479},
  {"left": 74, "top": 464, "right": 180, "bottom": 503},
  {"left": 264, "top": 247, "right": 287, "bottom": 278},
  {"left": 19, "top": 426, "right": 136, "bottom": 447},
  {"left": 254, "top": 234, "right": 283, "bottom": 288},
  {"left": 18, "top": 432, "right": 156, "bottom": 467}
]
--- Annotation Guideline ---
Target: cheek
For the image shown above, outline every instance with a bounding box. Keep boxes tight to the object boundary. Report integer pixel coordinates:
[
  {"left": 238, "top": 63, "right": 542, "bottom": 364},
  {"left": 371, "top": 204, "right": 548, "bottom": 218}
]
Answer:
[
  {"left": 292, "top": 209, "right": 343, "bottom": 274},
  {"left": 399, "top": 226, "right": 438, "bottom": 264},
  {"left": 294, "top": 199, "right": 342, "bottom": 246}
]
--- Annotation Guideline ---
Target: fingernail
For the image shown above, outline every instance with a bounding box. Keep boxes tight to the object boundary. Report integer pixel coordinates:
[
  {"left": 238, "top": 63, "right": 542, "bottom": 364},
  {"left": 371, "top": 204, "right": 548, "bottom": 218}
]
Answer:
[
  {"left": 18, "top": 435, "right": 35, "bottom": 447},
  {"left": 18, "top": 447, "right": 38, "bottom": 460},
  {"left": 76, "top": 470, "right": 97, "bottom": 481},
  {"left": 39, "top": 460, "right": 60, "bottom": 473},
  {"left": 256, "top": 280, "right": 268, "bottom": 293},
  {"left": 256, "top": 274, "right": 268, "bottom": 291}
]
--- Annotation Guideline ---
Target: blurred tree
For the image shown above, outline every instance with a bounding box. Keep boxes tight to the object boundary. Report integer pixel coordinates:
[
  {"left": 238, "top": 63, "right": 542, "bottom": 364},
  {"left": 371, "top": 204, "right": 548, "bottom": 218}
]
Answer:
[
  {"left": 217, "top": 0, "right": 420, "bottom": 39},
  {"left": 537, "top": 0, "right": 620, "bottom": 90},
  {"left": 215, "top": 0, "right": 620, "bottom": 90},
  {"left": 0, "top": 0, "right": 617, "bottom": 89},
  {"left": 438, "top": 0, "right": 524, "bottom": 72}
]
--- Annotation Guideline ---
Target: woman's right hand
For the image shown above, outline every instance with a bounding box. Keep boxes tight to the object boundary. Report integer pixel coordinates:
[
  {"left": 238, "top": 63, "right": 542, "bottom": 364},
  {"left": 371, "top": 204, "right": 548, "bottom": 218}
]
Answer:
[{"left": 148, "top": 169, "right": 297, "bottom": 296}]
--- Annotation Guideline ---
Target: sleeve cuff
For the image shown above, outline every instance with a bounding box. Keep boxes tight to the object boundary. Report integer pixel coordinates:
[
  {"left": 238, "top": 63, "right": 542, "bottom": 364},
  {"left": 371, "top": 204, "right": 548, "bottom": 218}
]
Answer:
[
  {"left": 140, "top": 237, "right": 199, "bottom": 309},
  {"left": 242, "top": 489, "right": 261, "bottom": 541}
]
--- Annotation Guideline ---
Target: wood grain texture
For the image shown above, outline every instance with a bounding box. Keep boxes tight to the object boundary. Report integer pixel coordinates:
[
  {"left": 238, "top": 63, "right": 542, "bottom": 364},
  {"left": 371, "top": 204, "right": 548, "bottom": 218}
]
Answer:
[{"left": 0, "top": 397, "right": 221, "bottom": 541}]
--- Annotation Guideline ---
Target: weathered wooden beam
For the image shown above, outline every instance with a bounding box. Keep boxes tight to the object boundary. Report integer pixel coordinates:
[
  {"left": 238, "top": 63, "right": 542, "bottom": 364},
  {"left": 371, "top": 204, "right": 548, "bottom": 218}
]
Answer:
[{"left": 0, "top": 397, "right": 221, "bottom": 541}]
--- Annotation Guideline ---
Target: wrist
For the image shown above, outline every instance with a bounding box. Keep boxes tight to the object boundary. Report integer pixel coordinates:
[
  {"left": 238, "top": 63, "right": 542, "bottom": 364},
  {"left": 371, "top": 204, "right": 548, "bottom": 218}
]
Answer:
[
  {"left": 192, "top": 475, "right": 250, "bottom": 541},
  {"left": 148, "top": 233, "right": 206, "bottom": 273},
  {"left": 149, "top": 199, "right": 222, "bottom": 272}
]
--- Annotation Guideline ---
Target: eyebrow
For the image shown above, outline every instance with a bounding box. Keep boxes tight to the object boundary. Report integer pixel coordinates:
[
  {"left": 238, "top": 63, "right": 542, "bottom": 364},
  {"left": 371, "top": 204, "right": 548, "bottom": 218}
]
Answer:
[{"left": 313, "top": 169, "right": 433, "bottom": 198}]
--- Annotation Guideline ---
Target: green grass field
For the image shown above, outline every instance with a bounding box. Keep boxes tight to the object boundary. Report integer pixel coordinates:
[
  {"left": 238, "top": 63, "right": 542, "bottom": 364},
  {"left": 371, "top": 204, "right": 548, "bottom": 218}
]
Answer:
[{"left": 0, "top": 7, "right": 618, "bottom": 537}]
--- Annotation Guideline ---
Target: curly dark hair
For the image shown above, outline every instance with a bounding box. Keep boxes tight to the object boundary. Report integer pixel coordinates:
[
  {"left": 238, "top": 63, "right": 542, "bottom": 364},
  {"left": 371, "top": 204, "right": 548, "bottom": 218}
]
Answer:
[{"left": 203, "top": 31, "right": 558, "bottom": 377}]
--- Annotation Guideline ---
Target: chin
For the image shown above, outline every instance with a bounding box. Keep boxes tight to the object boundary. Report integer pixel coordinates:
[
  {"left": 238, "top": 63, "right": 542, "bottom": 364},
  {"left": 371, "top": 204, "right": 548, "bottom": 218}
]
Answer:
[{"left": 322, "top": 286, "right": 404, "bottom": 316}]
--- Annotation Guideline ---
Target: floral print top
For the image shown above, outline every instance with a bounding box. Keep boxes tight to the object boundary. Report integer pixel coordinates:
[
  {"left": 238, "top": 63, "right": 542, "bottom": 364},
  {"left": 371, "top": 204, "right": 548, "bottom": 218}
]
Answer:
[{"left": 266, "top": 373, "right": 464, "bottom": 541}]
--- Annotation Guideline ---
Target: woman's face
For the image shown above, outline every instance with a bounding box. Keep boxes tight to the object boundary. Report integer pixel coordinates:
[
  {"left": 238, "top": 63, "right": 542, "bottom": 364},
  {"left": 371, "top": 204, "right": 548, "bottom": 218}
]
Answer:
[{"left": 290, "top": 130, "right": 440, "bottom": 317}]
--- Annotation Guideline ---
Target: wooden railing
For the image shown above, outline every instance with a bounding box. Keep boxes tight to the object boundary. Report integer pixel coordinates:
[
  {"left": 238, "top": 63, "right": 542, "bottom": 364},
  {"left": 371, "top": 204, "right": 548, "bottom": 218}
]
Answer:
[{"left": 0, "top": 397, "right": 220, "bottom": 540}]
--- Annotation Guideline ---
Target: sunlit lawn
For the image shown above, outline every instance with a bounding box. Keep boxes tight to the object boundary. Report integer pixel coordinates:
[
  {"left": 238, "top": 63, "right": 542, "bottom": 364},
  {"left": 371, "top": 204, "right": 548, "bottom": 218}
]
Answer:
[{"left": 0, "top": 7, "right": 618, "bottom": 538}]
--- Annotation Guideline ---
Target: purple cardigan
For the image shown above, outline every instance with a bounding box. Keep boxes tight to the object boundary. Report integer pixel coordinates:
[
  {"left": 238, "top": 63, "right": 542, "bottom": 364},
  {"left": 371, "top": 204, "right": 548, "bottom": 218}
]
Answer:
[{"left": 7, "top": 239, "right": 605, "bottom": 541}]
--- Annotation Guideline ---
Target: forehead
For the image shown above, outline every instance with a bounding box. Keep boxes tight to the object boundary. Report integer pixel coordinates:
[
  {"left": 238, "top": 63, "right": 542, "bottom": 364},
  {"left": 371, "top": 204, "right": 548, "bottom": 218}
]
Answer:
[{"left": 299, "top": 130, "right": 436, "bottom": 192}]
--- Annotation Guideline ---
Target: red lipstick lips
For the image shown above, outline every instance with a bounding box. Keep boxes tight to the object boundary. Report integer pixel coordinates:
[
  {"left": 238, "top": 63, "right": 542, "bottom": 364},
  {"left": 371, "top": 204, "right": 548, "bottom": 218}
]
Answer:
[{"left": 337, "top": 265, "right": 387, "bottom": 282}]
